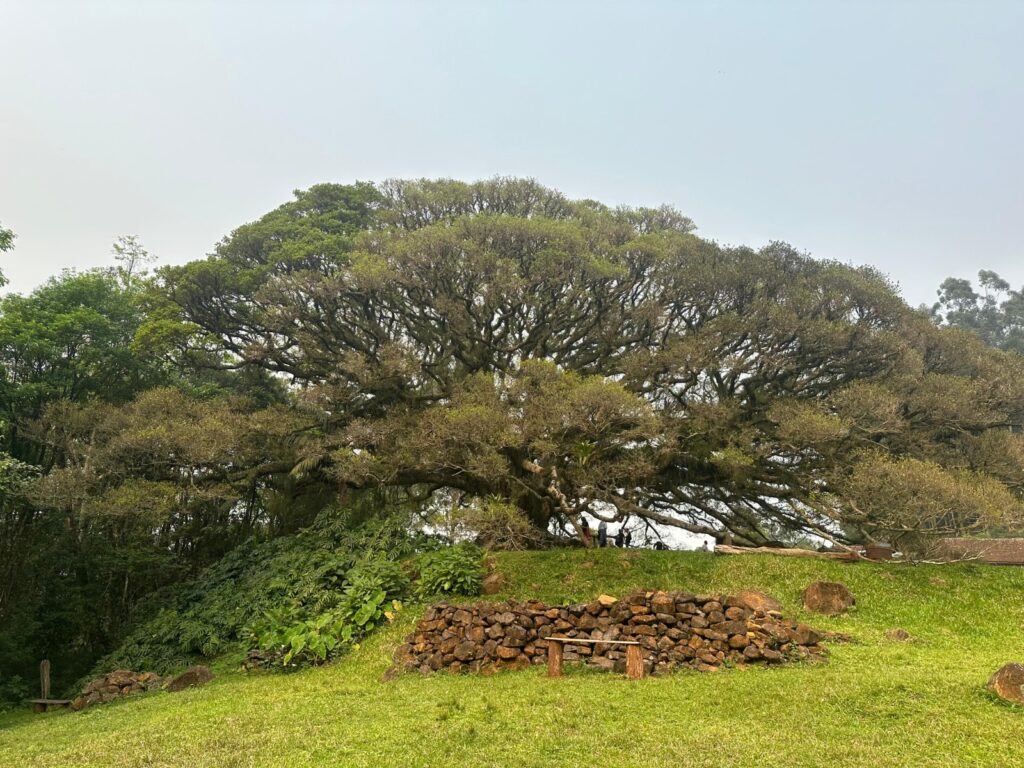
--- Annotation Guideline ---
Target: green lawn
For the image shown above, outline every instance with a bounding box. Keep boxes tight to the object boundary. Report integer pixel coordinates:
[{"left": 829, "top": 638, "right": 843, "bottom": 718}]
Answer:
[{"left": 2, "top": 550, "right": 1023, "bottom": 767}]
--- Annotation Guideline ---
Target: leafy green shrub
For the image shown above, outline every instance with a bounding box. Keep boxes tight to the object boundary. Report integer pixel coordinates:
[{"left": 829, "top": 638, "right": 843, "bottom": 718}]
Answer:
[
  {"left": 246, "top": 566, "right": 405, "bottom": 668},
  {"left": 343, "top": 558, "right": 410, "bottom": 604},
  {"left": 94, "top": 509, "right": 428, "bottom": 676},
  {"left": 247, "top": 607, "right": 342, "bottom": 666},
  {"left": 0, "top": 676, "right": 28, "bottom": 712},
  {"left": 417, "top": 543, "right": 486, "bottom": 597}
]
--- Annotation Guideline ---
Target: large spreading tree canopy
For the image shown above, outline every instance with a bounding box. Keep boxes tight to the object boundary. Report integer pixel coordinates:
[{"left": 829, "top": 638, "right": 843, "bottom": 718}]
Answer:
[{"left": 103, "top": 178, "right": 1024, "bottom": 551}]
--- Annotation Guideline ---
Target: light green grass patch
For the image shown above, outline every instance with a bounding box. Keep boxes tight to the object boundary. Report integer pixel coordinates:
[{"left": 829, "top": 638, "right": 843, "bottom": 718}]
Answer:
[{"left": 2, "top": 551, "right": 1023, "bottom": 767}]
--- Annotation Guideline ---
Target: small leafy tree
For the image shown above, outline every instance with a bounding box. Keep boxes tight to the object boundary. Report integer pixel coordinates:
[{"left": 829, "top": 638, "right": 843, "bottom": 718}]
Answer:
[
  {"left": 111, "top": 235, "right": 157, "bottom": 288},
  {"left": 432, "top": 495, "right": 546, "bottom": 550}
]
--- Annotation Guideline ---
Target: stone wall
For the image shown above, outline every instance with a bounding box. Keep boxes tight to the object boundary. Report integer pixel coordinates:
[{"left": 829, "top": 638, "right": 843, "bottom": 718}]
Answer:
[{"left": 391, "top": 589, "right": 827, "bottom": 677}]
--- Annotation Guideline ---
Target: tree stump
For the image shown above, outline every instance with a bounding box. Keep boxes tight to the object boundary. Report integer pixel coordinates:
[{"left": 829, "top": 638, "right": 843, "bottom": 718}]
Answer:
[
  {"left": 626, "top": 644, "right": 645, "bottom": 679},
  {"left": 546, "top": 641, "right": 563, "bottom": 677}
]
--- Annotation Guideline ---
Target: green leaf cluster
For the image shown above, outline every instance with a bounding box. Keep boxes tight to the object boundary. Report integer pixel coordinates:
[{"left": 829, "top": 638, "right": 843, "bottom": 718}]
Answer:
[{"left": 416, "top": 543, "right": 486, "bottom": 598}]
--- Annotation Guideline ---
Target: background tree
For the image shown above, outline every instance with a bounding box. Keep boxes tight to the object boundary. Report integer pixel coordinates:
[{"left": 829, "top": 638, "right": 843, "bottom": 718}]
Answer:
[
  {"left": 0, "top": 221, "right": 13, "bottom": 286},
  {"left": 0, "top": 243, "right": 282, "bottom": 698},
  {"left": 0, "top": 244, "right": 324, "bottom": 699},
  {"left": 0, "top": 261, "right": 176, "bottom": 697},
  {"left": 932, "top": 270, "right": 1024, "bottom": 353}
]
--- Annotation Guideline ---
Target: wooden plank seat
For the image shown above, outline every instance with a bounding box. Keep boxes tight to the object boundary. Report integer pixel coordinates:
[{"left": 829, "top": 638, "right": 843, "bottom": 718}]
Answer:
[
  {"left": 28, "top": 699, "right": 71, "bottom": 713},
  {"left": 546, "top": 636, "right": 646, "bottom": 679}
]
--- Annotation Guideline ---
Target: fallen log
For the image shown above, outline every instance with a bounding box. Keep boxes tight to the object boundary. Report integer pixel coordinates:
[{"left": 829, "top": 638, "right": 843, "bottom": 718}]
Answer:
[{"left": 714, "top": 544, "right": 862, "bottom": 562}]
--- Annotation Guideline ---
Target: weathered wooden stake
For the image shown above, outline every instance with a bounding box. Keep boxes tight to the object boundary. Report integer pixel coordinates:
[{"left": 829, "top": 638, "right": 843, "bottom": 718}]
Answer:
[
  {"left": 40, "top": 660, "right": 51, "bottom": 701},
  {"left": 546, "top": 641, "right": 563, "bottom": 677},
  {"left": 625, "top": 644, "right": 645, "bottom": 680}
]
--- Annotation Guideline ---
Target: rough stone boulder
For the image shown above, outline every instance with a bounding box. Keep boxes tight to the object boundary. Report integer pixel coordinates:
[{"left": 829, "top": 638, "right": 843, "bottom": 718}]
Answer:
[
  {"left": 734, "top": 590, "right": 782, "bottom": 614},
  {"left": 801, "top": 581, "right": 855, "bottom": 615},
  {"left": 165, "top": 665, "right": 215, "bottom": 693},
  {"left": 987, "top": 663, "right": 1024, "bottom": 705},
  {"left": 481, "top": 572, "right": 506, "bottom": 595}
]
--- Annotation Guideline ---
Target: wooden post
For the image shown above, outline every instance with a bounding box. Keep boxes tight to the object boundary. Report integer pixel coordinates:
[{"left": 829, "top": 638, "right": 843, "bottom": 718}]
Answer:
[
  {"left": 546, "top": 641, "right": 563, "bottom": 677},
  {"left": 625, "top": 644, "right": 645, "bottom": 680},
  {"left": 40, "top": 660, "right": 51, "bottom": 701}
]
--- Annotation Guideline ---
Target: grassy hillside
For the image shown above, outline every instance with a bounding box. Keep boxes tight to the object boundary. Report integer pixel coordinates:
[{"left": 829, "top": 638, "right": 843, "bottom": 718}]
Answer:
[{"left": 2, "top": 549, "right": 1023, "bottom": 767}]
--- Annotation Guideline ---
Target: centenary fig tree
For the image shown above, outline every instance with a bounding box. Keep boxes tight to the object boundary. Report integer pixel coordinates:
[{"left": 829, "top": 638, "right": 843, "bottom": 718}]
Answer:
[{"left": 112, "top": 179, "right": 1024, "bottom": 549}]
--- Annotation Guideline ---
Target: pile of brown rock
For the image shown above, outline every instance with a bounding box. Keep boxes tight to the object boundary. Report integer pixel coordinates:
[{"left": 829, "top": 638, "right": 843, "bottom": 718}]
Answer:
[
  {"left": 389, "top": 589, "right": 828, "bottom": 678},
  {"left": 70, "top": 669, "right": 163, "bottom": 710},
  {"left": 68, "top": 664, "right": 216, "bottom": 710}
]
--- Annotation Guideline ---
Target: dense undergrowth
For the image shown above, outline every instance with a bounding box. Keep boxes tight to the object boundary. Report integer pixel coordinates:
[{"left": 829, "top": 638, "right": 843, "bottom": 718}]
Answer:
[{"left": 89, "top": 510, "right": 484, "bottom": 688}]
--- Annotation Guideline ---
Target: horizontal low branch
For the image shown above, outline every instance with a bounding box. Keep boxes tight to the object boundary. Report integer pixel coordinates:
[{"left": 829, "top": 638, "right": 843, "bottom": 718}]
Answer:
[{"left": 713, "top": 544, "right": 862, "bottom": 562}]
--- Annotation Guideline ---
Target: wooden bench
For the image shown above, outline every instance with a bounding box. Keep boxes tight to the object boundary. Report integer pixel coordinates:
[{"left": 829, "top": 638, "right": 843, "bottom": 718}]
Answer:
[
  {"left": 28, "top": 659, "right": 71, "bottom": 712},
  {"left": 546, "top": 636, "right": 646, "bottom": 679}
]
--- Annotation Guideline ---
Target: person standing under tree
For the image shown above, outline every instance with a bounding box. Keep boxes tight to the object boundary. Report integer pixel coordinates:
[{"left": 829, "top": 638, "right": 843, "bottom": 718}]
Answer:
[
  {"left": 624, "top": 529, "right": 632, "bottom": 548},
  {"left": 597, "top": 521, "right": 608, "bottom": 547},
  {"left": 614, "top": 528, "right": 625, "bottom": 548}
]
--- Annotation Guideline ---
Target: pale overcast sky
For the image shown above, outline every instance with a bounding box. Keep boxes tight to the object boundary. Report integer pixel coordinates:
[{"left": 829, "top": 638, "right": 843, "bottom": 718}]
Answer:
[{"left": 1, "top": 0, "right": 1022, "bottom": 306}]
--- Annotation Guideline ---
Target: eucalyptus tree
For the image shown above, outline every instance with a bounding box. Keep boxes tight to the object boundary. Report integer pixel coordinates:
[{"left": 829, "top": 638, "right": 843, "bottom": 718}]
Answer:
[{"left": 933, "top": 270, "right": 1024, "bottom": 354}]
